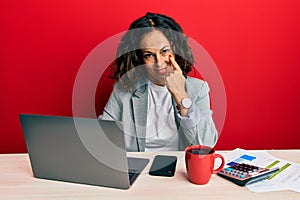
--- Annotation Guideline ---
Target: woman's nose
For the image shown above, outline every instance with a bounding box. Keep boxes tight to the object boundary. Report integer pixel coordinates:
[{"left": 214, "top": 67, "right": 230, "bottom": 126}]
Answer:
[{"left": 155, "top": 53, "right": 167, "bottom": 66}]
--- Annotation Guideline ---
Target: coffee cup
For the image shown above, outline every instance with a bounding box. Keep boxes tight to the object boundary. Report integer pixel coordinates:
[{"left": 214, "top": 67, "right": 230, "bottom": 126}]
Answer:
[{"left": 185, "top": 145, "right": 225, "bottom": 185}]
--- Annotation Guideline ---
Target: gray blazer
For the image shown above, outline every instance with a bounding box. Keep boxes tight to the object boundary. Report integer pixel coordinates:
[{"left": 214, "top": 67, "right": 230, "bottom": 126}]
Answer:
[{"left": 100, "top": 76, "right": 218, "bottom": 151}]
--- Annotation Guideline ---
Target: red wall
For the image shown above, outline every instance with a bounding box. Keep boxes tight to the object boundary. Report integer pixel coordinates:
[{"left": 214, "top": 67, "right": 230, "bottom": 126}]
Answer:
[{"left": 1, "top": 0, "right": 300, "bottom": 153}]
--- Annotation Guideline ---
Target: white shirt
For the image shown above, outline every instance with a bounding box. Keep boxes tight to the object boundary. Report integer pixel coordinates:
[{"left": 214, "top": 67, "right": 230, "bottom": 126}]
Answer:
[{"left": 145, "top": 82, "right": 179, "bottom": 152}]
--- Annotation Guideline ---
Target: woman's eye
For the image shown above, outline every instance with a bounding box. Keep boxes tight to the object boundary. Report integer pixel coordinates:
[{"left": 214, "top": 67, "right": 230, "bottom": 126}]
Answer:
[
  {"left": 144, "top": 54, "right": 154, "bottom": 59},
  {"left": 161, "top": 49, "right": 170, "bottom": 55}
]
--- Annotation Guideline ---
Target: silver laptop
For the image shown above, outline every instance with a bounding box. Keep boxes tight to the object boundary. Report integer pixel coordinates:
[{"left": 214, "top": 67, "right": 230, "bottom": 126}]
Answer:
[{"left": 19, "top": 114, "right": 149, "bottom": 189}]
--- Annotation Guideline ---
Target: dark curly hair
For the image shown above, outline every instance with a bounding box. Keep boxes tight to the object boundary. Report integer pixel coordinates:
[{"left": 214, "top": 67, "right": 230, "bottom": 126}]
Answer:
[{"left": 112, "top": 12, "right": 195, "bottom": 88}]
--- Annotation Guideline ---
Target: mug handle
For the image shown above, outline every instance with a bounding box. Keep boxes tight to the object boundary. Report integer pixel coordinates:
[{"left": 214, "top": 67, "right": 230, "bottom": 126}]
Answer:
[{"left": 212, "top": 154, "right": 225, "bottom": 174}]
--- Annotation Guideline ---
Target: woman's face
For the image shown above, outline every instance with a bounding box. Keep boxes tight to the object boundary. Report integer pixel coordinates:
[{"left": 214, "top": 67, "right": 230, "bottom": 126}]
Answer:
[{"left": 140, "top": 30, "right": 174, "bottom": 86}]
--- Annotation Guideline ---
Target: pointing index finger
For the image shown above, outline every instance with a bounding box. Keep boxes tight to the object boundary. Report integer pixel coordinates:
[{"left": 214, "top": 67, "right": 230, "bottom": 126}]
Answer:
[{"left": 169, "top": 54, "right": 182, "bottom": 73}]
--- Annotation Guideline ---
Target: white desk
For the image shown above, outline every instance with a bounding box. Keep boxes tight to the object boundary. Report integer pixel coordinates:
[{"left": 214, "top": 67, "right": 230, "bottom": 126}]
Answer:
[{"left": 0, "top": 150, "right": 299, "bottom": 200}]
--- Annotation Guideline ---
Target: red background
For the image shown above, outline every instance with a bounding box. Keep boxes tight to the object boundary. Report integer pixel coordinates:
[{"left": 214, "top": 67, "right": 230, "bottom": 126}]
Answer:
[{"left": 1, "top": 0, "right": 300, "bottom": 153}]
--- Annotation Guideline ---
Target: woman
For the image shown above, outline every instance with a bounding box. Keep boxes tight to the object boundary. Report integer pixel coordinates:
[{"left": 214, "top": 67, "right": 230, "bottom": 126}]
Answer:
[{"left": 99, "top": 12, "right": 218, "bottom": 152}]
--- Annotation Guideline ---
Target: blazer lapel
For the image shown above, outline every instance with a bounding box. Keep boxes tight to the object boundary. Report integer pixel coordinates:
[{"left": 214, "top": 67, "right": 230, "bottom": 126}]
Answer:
[{"left": 132, "top": 82, "right": 148, "bottom": 152}]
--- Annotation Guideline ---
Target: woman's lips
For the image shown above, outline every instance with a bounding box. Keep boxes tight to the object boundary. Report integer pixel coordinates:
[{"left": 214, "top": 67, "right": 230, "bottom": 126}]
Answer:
[{"left": 157, "top": 67, "right": 168, "bottom": 75}]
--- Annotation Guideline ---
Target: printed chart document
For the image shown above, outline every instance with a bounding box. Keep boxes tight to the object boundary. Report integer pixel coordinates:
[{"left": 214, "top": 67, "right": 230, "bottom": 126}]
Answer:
[{"left": 219, "top": 148, "right": 300, "bottom": 193}]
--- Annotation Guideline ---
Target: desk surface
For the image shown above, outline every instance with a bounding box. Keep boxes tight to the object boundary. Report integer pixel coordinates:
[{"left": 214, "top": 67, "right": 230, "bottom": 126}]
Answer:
[{"left": 0, "top": 150, "right": 299, "bottom": 200}]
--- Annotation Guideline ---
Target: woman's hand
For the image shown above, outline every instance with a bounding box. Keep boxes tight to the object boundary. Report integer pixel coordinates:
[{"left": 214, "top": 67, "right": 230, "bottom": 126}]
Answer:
[{"left": 165, "top": 54, "right": 190, "bottom": 116}]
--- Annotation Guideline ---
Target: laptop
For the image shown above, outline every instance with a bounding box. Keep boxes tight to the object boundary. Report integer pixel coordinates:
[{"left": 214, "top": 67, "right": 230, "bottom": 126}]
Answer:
[{"left": 19, "top": 114, "right": 149, "bottom": 189}]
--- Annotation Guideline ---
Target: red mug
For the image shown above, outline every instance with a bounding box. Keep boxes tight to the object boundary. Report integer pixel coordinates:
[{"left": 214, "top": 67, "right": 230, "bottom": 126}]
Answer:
[{"left": 185, "top": 145, "right": 225, "bottom": 185}]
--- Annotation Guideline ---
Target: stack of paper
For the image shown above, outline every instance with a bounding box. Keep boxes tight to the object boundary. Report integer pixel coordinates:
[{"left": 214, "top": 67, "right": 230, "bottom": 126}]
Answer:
[{"left": 219, "top": 148, "right": 300, "bottom": 193}]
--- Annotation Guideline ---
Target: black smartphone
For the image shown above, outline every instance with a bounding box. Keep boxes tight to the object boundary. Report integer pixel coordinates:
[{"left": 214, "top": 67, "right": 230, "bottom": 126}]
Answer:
[{"left": 149, "top": 155, "right": 177, "bottom": 177}]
